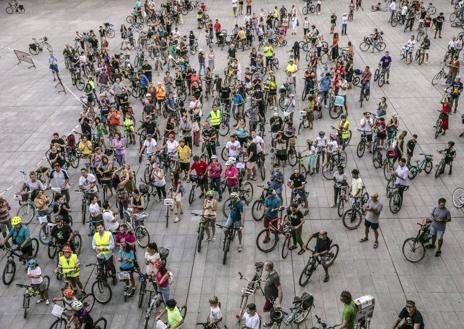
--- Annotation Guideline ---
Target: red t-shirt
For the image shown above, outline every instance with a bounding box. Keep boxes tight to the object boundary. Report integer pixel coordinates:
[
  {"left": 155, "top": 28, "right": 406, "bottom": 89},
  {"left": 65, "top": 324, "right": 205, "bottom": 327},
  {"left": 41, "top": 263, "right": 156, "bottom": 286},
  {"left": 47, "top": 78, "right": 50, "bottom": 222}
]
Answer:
[{"left": 191, "top": 160, "right": 208, "bottom": 176}]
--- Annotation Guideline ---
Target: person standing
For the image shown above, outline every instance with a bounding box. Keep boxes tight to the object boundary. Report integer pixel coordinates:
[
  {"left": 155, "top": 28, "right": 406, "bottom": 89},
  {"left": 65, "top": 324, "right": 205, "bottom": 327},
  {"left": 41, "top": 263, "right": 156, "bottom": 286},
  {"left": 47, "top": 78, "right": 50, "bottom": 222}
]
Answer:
[
  {"left": 92, "top": 223, "right": 117, "bottom": 285},
  {"left": 406, "top": 134, "right": 418, "bottom": 166},
  {"left": 336, "top": 291, "right": 357, "bottom": 329},
  {"left": 263, "top": 261, "right": 283, "bottom": 327},
  {"left": 287, "top": 204, "right": 305, "bottom": 255},
  {"left": 241, "top": 303, "right": 260, "bottom": 329},
  {"left": 232, "top": 0, "right": 238, "bottom": 17},
  {"left": 360, "top": 193, "right": 383, "bottom": 249},
  {"left": 341, "top": 13, "right": 348, "bottom": 35},
  {"left": 449, "top": 77, "right": 463, "bottom": 113},
  {"left": 434, "top": 12, "right": 445, "bottom": 39},
  {"left": 391, "top": 300, "right": 424, "bottom": 329},
  {"left": 427, "top": 198, "right": 451, "bottom": 257},
  {"left": 49, "top": 52, "right": 59, "bottom": 81}
]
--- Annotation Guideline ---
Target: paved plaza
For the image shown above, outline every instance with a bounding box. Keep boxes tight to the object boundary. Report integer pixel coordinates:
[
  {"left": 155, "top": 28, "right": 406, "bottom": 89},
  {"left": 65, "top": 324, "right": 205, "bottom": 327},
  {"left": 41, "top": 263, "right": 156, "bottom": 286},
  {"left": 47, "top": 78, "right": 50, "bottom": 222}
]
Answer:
[{"left": 1, "top": 0, "right": 464, "bottom": 328}]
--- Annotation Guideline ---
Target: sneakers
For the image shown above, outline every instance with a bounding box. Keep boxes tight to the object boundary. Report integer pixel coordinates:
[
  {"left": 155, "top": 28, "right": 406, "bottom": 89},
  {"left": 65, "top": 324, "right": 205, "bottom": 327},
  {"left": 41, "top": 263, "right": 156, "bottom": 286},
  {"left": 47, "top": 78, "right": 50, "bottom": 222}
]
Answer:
[
  {"left": 323, "top": 275, "right": 330, "bottom": 282},
  {"left": 237, "top": 245, "right": 243, "bottom": 252},
  {"left": 289, "top": 245, "right": 298, "bottom": 250},
  {"left": 263, "top": 322, "right": 274, "bottom": 327},
  {"left": 174, "top": 217, "right": 181, "bottom": 223},
  {"left": 37, "top": 299, "right": 50, "bottom": 305}
]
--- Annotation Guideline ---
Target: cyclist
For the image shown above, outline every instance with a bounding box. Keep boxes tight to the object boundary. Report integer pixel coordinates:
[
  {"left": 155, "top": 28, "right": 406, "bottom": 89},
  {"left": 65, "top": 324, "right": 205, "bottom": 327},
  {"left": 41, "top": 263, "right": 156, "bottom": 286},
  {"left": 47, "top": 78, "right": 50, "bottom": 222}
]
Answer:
[
  {"left": 263, "top": 189, "right": 282, "bottom": 243},
  {"left": 207, "top": 296, "right": 223, "bottom": 327},
  {"left": 203, "top": 190, "right": 218, "bottom": 240},
  {"left": 360, "top": 193, "right": 383, "bottom": 249},
  {"left": 139, "top": 134, "right": 158, "bottom": 160},
  {"left": 393, "top": 158, "right": 409, "bottom": 201},
  {"left": 332, "top": 165, "right": 348, "bottom": 208},
  {"left": 241, "top": 303, "right": 260, "bottom": 329},
  {"left": 391, "top": 300, "right": 424, "bottom": 329},
  {"left": 52, "top": 288, "right": 78, "bottom": 317},
  {"left": 338, "top": 115, "right": 350, "bottom": 150},
  {"left": 92, "top": 223, "right": 117, "bottom": 285},
  {"left": 338, "top": 290, "right": 358, "bottom": 329},
  {"left": 225, "top": 134, "right": 242, "bottom": 159},
  {"left": 419, "top": 34, "right": 430, "bottom": 64},
  {"left": 287, "top": 203, "right": 305, "bottom": 255},
  {"left": 50, "top": 216, "right": 75, "bottom": 251},
  {"left": 0, "top": 216, "right": 33, "bottom": 261},
  {"left": 20, "top": 171, "right": 45, "bottom": 201},
  {"left": 117, "top": 241, "right": 136, "bottom": 295},
  {"left": 188, "top": 155, "right": 209, "bottom": 197},
  {"left": 78, "top": 167, "right": 98, "bottom": 201},
  {"left": 26, "top": 259, "right": 50, "bottom": 305},
  {"left": 208, "top": 155, "right": 223, "bottom": 201},
  {"left": 263, "top": 42, "right": 274, "bottom": 69},
  {"left": 360, "top": 111, "right": 374, "bottom": 149},
  {"left": 223, "top": 192, "right": 244, "bottom": 252},
  {"left": 58, "top": 245, "right": 85, "bottom": 293},
  {"left": 427, "top": 197, "right": 451, "bottom": 257},
  {"left": 439, "top": 141, "right": 456, "bottom": 175},
  {"left": 70, "top": 300, "right": 94, "bottom": 329},
  {"left": 403, "top": 35, "right": 415, "bottom": 60},
  {"left": 155, "top": 299, "right": 184, "bottom": 329},
  {"left": 360, "top": 66, "right": 372, "bottom": 100},
  {"left": 379, "top": 50, "right": 392, "bottom": 84},
  {"left": 305, "top": 230, "right": 332, "bottom": 282},
  {"left": 288, "top": 169, "right": 308, "bottom": 211},
  {"left": 350, "top": 169, "right": 364, "bottom": 199}
]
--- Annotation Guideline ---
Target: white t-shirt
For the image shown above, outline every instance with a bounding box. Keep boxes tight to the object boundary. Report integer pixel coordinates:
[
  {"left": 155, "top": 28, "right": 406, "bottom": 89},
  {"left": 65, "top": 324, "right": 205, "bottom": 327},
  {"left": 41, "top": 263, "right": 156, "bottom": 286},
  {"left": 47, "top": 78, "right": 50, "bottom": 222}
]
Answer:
[
  {"left": 232, "top": 0, "right": 238, "bottom": 7},
  {"left": 27, "top": 267, "right": 43, "bottom": 285},
  {"left": 243, "top": 312, "right": 260, "bottom": 329},
  {"left": 166, "top": 140, "right": 179, "bottom": 154},
  {"left": 360, "top": 117, "right": 373, "bottom": 133},
  {"left": 143, "top": 139, "right": 158, "bottom": 155},
  {"left": 351, "top": 177, "right": 364, "bottom": 197},
  {"left": 89, "top": 202, "right": 101, "bottom": 217},
  {"left": 226, "top": 140, "right": 241, "bottom": 158},
  {"left": 79, "top": 174, "right": 98, "bottom": 193},
  {"left": 395, "top": 165, "right": 409, "bottom": 186},
  {"left": 209, "top": 306, "right": 223, "bottom": 322},
  {"left": 252, "top": 135, "right": 264, "bottom": 153},
  {"left": 327, "top": 140, "right": 338, "bottom": 154},
  {"left": 103, "top": 210, "right": 119, "bottom": 232},
  {"left": 316, "top": 136, "right": 327, "bottom": 148},
  {"left": 145, "top": 251, "right": 160, "bottom": 275}
]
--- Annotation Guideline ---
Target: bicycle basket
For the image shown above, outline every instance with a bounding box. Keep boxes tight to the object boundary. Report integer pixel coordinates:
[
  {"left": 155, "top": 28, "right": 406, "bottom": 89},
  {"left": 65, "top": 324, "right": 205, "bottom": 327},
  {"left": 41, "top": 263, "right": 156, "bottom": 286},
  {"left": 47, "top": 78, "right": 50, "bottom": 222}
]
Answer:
[
  {"left": 29, "top": 43, "right": 37, "bottom": 51},
  {"left": 117, "top": 271, "right": 131, "bottom": 280},
  {"left": 159, "top": 247, "right": 169, "bottom": 260},
  {"left": 300, "top": 292, "right": 314, "bottom": 310}
]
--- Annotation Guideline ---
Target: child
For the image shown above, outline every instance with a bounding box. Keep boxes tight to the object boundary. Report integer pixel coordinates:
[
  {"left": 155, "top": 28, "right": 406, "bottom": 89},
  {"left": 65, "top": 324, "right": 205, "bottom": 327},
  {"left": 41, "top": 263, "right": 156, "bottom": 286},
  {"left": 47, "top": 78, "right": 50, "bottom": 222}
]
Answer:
[
  {"left": 27, "top": 259, "right": 50, "bottom": 305},
  {"left": 117, "top": 243, "right": 136, "bottom": 294},
  {"left": 208, "top": 296, "right": 223, "bottom": 327}
]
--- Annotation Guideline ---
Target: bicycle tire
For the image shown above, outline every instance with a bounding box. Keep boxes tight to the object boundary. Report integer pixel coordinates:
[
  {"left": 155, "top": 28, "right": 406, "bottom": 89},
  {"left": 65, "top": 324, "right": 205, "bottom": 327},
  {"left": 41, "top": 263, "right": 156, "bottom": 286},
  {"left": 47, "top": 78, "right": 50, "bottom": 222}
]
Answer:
[
  {"left": 138, "top": 280, "right": 146, "bottom": 308},
  {"left": 359, "top": 41, "right": 370, "bottom": 52},
  {"left": 241, "top": 182, "right": 254, "bottom": 204},
  {"left": 452, "top": 187, "right": 464, "bottom": 208},
  {"left": 434, "top": 119, "right": 442, "bottom": 139},
  {"left": 431, "top": 71, "right": 443, "bottom": 86},
  {"left": 49, "top": 318, "right": 67, "bottom": 329},
  {"left": 94, "top": 317, "right": 108, "bottom": 329},
  {"left": 402, "top": 237, "right": 425, "bottom": 263},
  {"left": 342, "top": 209, "right": 362, "bottom": 230},
  {"left": 450, "top": 13, "right": 457, "bottom": 22},
  {"left": 294, "top": 303, "right": 313, "bottom": 324},
  {"left": 374, "top": 68, "right": 379, "bottom": 81},
  {"left": 219, "top": 121, "right": 230, "bottom": 136},
  {"left": 68, "top": 153, "right": 80, "bottom": 168},
  {"left": 389, "top": 192, "right": 402, "bottom": 214},
  {"left": 383, "top": 161, "right": 393, "bottom": 181},
  {"left": 372, "top": 149, "right": 383, "bottom": 168},
  {"left": 378, "top": 74, "right": 385, "bottom": 87},
  {"left": 424, "top": 160, "right": 433, "bottom": 174},
  {"left": 2, "top": 259, "right": 16, "bottom": 285},
  {"left": 435, "top": 159, "right": 445, "bottom": 178},
  {"left": 92, "top": 280, "right": 112, "bottom": 304},
  {"left": 281, "top": 235, "right": 291, "bottom": 259},
  {"left": 221, "top": 146, "right": 228, "bottom": 161},
  {"left": 135, "top": 226, "right": 150, "bottom": 248},
  {"left": 81, "top": 201, "right": 86, "bottom": 225},
  {"left": 222, "top": 198, "right": 231, "bottom": 218},
  {"left": 408, "top": 165, "right": 418, "bottom": 179},
  {"left": 288, "top": 148, "right": 297, "bottom": 166},
  {"left": 356, "top": 140, "right": 366, "bottom": 158},
  {"left": 222, "top": 237, "right": 230, "bottom": 265},
  {"left": 377, "top": 41, "right": 386, "bottom": 51},
  {"left": 197, "top": 225, "right": 204, "bottom": 253},
  {"left": 256, "top": 229, "right": 279, "bottom": 253},
  {"left": 107, "top": 29, "right": 115, "bottom": 38},
  {"left": 337, "top": 197, "right": 345, "bottom": 217},
  {"left": 75, "top": 78, "right": 85, "bottom": 91},
  {"left": 298, "top": 261, "right": 315, "bottom": 287},
  {"left": 329, "top": 105, "right": 342, "bottom": 119},
  {"left": 251, "top": 200, "right": 265, "bottom": 221},
  {"left": 188, "top": 185, "right": 195, "bottom": 205},
  {"left": 47, "top": 243, "right": 57, "bottom": 259},
  {"left": 321, "top": 162, "right": 334, "bottom": 180},
  {"left": 23, "top": 295, "right": 29, "bottom": 319},
  {"left": 325, "top": 244, "right": 339, "bottom": 267},
  {"left": 391, "top": 17, "right": 398, "bottom": 27},
  {"left": 5, "top": 6, "right": 13, "bottom": 14},
  {"left": 29, "top": 45, "right": 39, "bottom": 55},
  {"left": 82, "top": 293, "right": 96, "bottom": 313},
  {"left": 17, "top": 203, "right": 35, "bottom": 225},
  {"left": 39, "top": 224, "right": 50, "bottom": 245},
  {"left": 302, "top": 6, "right": 309, "bottom": 15},
  {"left": 31, "top": 238, "right": 39, "bottom": 257}
]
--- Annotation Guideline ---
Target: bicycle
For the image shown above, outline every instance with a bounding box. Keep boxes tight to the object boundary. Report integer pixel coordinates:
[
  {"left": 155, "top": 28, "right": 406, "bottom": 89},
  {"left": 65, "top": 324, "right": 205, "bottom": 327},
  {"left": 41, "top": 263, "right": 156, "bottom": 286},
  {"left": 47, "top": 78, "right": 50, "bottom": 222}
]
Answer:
[
  {"left": 434, "top": 149, "right": 451, "bottom": 178},
  {"left": 255, "top": 208, "right": 291, "bottom": 254},
  {"left": 196, "top": 321, "right": 228, "bottom": 329},
  {"left": 335, "top": 183, "right": 349, "bottom": 218},
  {"left": 256, "top": 152, "right": 266, "bottom": 181},
  {"left": 400, "top": 46, "right": 413, "bottom": 64},
  {"left": 402, "top": 219, "right": 433, "bottom": 263},
  {"left": 86, "top": 262, "right": 112, "bottom": 304},
  {"left": 328, "top": 95, "right": 346, "bottom": 119},
  {"left": 302, "top": 2, "right": 316, "bottom": 14},
  {"left": 359, "top": 82, "right": 370, "bottom": 108},
  {"left": 28, "top": 36, "right": 53, "bottom": 55},
  {"left": 434, "top": 110, "right": 445, "bottom": 139},
  {"left": 216, "top": 223, "right": 242, "bottom": 265},
  {"left": 16, "top": 276, "right": 50, "bottom": 318},
  {"left": 356, "top": 129, "right": 372, "bottom": 158},
  {"left": 408, "top": 153, "right": 433, "bottom": 179},
  {"left": 50, "top": 315, "right": 107, "bottom": 329},
  {"left": 414, "top": 46, "right": 426, "bottom": 65},
  {"left": 222, "top": 182, "right": 254, "bottom": 217},
  {"left": 122, "top": 208, "right": 150, "bottom": 248},
  {"left": 192, "top": 212, "right": 215, "bottom": 253},
  {"left": 342, "top": 195, "right": 368, "bottom": 230},
  {"left": 359, "top": 35, "right": 386, "bottom": 52},
  {"left": 1, "top": 239, "right": 39, "bottom": 285},
  {"left": 251, "top": 185, "right": 271, "bottom": 222},
  {"left": 14, "top": 192, "right": 36, "bottom": 226},
  {"left": 5, "top": 1, "right": 25, "bottom": 14},
  {"left": 373, "top": 65, "right": 387, "bottom": 87},
  {"left": 269, "top": 292, "right": 314, "bottom": 327},
  {"left": 431, "top": 66, "right": 447, "bottom": 86},
  {"left": 77, "top": 190, "right": 94, "bottom": 225},
  {"left": 386, "top": 177, "right": 408, "bottom": 214},
  {"left": 299, "top": 246, "right": 339, "bottom": 286},
  {"left": 236, "top": 262, "right": 265, "bottom": 321},
  {"left": 452, "top": 186, "right": 464, "bottom": 209},
  {"left": 321, "top": 150, "right": 348, "bottom": 180},
  {"left": 102, "top": 22, "right": 115, "bottom": 38},
  {"left": 310, "top": 315, "right": 337, "bottom": 329},
  {"left": 70, "top": 68, "right": 85, "bottom": 91}
]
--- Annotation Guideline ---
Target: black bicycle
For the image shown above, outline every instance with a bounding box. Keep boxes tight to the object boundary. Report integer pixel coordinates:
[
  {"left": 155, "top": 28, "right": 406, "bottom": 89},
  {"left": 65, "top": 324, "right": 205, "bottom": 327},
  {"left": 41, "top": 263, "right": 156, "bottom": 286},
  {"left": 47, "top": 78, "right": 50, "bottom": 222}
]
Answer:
[
  {"left": 16, "top": 276, "right": 50, "bottom": 318},
  {"left": 217, "top": 224, "right": 241, "bottom": 265},
  {"left": 310, "top": 315, "right": 337, "bottom": 329},
  {"left": 402, "top": 220, "right": 433, "bottom": 263},
  {"left": 86, "top": 262, "right": 112, "bottom": 304},
  {"left": 192, "top": 212, "right": 215, "bottom": 253},
  {"left": 1, "top": 239, "right": 39, "bottom": 285},
  {"left": 342, "top": 194, "right": 368, "bottom": 230},
  {"left": 386, "top": 177, "right": 408, "bottom": 214},
  {"left": 299, "top": 246, "right": 339, "bottom": 286},
  {"left": 237, "top": 262, "right": 265, "bottom": 320}
]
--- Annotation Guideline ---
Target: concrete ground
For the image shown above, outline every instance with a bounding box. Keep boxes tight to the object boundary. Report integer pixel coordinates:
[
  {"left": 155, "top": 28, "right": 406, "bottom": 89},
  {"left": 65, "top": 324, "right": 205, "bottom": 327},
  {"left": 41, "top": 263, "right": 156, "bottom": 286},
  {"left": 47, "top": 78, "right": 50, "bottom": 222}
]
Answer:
[{"left": 0, "top": 0, "right": 464, "bottom": 328}]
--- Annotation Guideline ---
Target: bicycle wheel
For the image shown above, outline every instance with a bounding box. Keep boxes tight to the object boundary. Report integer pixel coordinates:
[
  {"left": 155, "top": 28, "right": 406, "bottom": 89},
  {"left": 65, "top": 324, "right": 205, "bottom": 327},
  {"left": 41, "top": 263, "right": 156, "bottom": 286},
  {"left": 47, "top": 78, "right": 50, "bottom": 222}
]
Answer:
[
  {"left": 221, "top": 146, "right": 228, "bottom": 161},
  {"left": 76, "top": 78, "right": 85, "bottom": 91},
  {"left": 17, "top": 203, "right": 35, "bottom": 225},
  {"left": 259, "top": 161, "right": 266, "bottom": 180},
  {"left": 107, "top": 29, "right": 115, "bottom": 38},
  {"left": 135, "top": 226, "right": 150, "bottom": 248},
  {"left": 389, "top": 192, "right": 402, "bottom": 214},
  {"left": 356, "top": 140, "right": 366, "bottom": 158},
  {"left": 294, "top": 303, "right": 313, "bottom": 324},
  {"left": 281, "top": 235, "right": 291, "bottom": 259},
  {"left": 431, "top": 71, "right": 443, "bottom": 86},
  {"left": 197, "top": 225, "right": 204, "bottom": 253},
  {"left": 302, "top": 6, "right": 309, "bottom": 15},
  {"left": 288, "top": 148, "right": 297, "bottom": 166},
  {"left": 47, "top": 243, "right": 57, "bottom": 259},
  {"left": 256, "top": 229, "right": 279, "bottom": 253},
  {"left": 5, "top": 6, "right": 13, "bottom": 14},
  {"left": 337, "top": 197, "right": 345, "bottom": 217},
  {"left": 219, "top": 121, "right": 230, "bottom": 136},
  {"left": 435, "top": 159, "right": 445, "bottom": 178},
  {"left": 377, "top": 41, "right": 386, "bottom": 51},
  {"left": 2, "top": 259, "right": 16, "bottom": 285},
  {"left": 94, "top": 317, "right": 108, "bottom": 329},
  {"left": 49, "top": 318, "right": 67, "bottom": 329},
  {"left": 31, "top": 238, "right": 39, "bottom": 257},
  {"left": 251, "top": 199, "right": 265, "bottom": 221},
  {"left": 81, "top": 201, "right": 86, "bottom": 225},
  {"left": 342, "top": 209, "right": 362, "bottom": 230},
  {"left": 298, "top": 260, "right": 315, "bottom": 287},
  {"left": 39, "top": 224, "right": 50, "bottom": 245},
  {"left": 322, "top": 162, "right": 335, "bottom": 180},
  {"left": 329, "top": 106, "right": 342, "bottom": 119},
  {"left": 23, "top": 295, "right": 29, "bottom": 319},
  {"left": 402, "top": 238, "right": 425, "bottom": 263},
  {"left": 222, "top": 236, "right": 230, "bottom": 265},
  {"left": 450, "top": 13, "right": 457, "bottom": 22},
  {"left": 378, "top": 74, "right": 385, "bottom": 87},
  {"left": 324, "top": 244, "right": 339, "bottom": 267},
  {"left": 424, "top": 160, "right": 433, "bottom": 174},
  {"left": 188, "top": 185, "right": 196, "bottom": 205},
  {"left": 372, "top": 149, "right": 383, "bottom": 168},
  {"left": 383, "top": 161, "right": 393, "bottom": 180},
  {"left": 222, "top": 198, "right": 231, "bottom": 218},
  {"left": 29, "top": 45, "right": 39, "bottom": 55},
  {"left": 453, "top": 187, "right": 464, "bottom": 208},
  {"left": 82, "top": 293, "right": 95, "bottom": 313},
  {"left": 126, "top": 15, "right": 134, "bottom": 23},
  {"left": 241, "top": 182, "right": 254, "bottom": 204},
  {"left": 434, "top": 119, "right": 442, "bottom": 139},
  {"left": 359, "top": 41, "right": 370, "bottom": 52},
  {"left": 92, "top": 280, "right": 112, "bottom": 304},
  {"left": 408, "top": 165, "right": 418, "bottom": 179}
]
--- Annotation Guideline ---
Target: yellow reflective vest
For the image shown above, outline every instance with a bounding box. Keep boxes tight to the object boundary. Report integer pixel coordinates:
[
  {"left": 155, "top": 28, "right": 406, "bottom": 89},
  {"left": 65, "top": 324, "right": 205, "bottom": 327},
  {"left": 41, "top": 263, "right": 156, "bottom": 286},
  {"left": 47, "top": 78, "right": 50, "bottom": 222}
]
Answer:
[
  {"left": 93, "top": 231, "right": 111, "bottom": 256},
  {"left": 209, "top": 109, "right": 221, "bottom": 126},
  {"left": 59, "top": 254, "right": 79, "bottom": 277}
]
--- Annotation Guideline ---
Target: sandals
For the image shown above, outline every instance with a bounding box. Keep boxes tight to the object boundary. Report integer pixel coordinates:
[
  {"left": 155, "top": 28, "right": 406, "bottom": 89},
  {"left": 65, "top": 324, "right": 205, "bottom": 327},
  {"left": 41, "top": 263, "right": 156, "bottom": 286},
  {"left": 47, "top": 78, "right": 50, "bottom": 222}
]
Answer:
[
  {"left": 373, "top": 241, "right": 379, "bottom": 249},
  {"left": 435, "top": 250, "right": 441, "bottom": 257}
]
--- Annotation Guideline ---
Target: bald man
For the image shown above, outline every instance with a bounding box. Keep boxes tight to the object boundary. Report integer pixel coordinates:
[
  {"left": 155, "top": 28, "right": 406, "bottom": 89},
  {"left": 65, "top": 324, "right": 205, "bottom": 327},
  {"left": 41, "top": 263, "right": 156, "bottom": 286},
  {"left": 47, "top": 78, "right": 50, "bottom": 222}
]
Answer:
[{"left": 360, "top": 193, "right": 383, "bottom": 249}]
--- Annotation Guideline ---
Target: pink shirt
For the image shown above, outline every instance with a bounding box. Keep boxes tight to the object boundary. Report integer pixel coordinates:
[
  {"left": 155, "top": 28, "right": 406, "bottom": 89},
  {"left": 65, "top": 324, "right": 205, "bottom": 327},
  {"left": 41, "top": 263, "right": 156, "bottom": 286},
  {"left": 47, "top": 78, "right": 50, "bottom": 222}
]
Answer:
[
  {"left": 208, "top": 162, "right": 222, "bottom": 179},
  {"left": 224, "top": 166, "right": 239, "bottom": 187}
]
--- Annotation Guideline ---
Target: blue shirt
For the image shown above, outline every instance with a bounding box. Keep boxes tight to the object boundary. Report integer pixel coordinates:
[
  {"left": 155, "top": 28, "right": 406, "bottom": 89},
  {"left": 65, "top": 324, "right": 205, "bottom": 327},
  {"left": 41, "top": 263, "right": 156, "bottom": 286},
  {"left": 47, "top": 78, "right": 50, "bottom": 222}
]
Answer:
[
  {"left": 320, "top": 77, "right": 330, "bottom": 92},
  {"left": 380, "top": 56, "right": 392, "bottom": 68},
  {"left": 117, "top": 249, "right": 135, "bottom": 270},
  {"left": 8, "top": 225, "right": 30, "bottom": 246},
  {"left": 229, "top": 200, "right": 244, "bottom": 222},
  {"left": 232, "top": 94, "right": 244, "bottom": 105},
  {"left": 140, "top": 74, "right": 149, "bottom": 88},
  {"left": 264, "top": 196, "right": 281, "bottom": 219},
  {"left": 270, "top": 170, "right": 283, "bottom": 193}
]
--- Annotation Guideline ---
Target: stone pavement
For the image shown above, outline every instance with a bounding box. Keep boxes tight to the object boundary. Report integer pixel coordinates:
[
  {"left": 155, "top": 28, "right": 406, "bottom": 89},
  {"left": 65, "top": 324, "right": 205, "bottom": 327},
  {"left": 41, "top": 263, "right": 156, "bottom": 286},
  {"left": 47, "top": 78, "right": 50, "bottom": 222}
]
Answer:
[{"left": 0, "top": 0, "right": 464, "bottom": 328}]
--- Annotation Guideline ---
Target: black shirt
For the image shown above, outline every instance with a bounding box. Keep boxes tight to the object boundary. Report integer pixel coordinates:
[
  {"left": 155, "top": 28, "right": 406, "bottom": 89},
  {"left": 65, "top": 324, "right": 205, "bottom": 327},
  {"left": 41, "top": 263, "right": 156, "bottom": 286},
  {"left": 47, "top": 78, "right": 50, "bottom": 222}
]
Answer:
[
  {"left": 247, "top": 142, "right": 257, "bottom": 162},
  {"left": 287, "top": 210, "right": 303, "bottom": 226},
  {"left": 142, "top": 121, "right": 157, "bottom": 135},
  {"left": 312, "top": 233, "right": 331, "bottom": 253},
  {"left": 220, "top": 86, "right": 231, "bottom": 99},
  {"left": 50, "top": 224, "right": 73, "bottom": 245},
  {"left": 202, "top": 128, "right": 216, "bottom": 144},
  {"left": 289, "top": 173, "right": 305, "bottom": 188},
  {"left": 264, "top": 271, "right": 280, "bottom": 301},
  {"left": 398, "top": 308, "right": 424, "bottom": 329},
  {"left": 270, "top": 117, "right": 283, "bottom": 133}
]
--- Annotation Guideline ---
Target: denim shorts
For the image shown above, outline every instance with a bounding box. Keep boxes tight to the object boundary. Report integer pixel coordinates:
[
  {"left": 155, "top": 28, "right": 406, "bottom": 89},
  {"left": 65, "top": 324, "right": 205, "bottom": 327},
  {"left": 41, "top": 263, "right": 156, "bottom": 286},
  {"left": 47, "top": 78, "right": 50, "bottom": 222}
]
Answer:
[
  {"left": 430, "top": 224, "right": 445, "bottom": 240},
  {"left": 224, "top": 215, "right": 241, "bottom": 229}
]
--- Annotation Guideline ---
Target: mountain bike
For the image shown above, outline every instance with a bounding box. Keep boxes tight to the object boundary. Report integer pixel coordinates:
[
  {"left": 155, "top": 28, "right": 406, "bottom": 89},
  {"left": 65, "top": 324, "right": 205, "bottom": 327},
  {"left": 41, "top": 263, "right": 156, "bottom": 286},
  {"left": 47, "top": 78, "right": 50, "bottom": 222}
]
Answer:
[
  {"left": 452, "top": 186, "right": 464, "bottom": 209},
  {"left": 50, "top": 315, "right": 107, "bottom": 329},
  {"left": 373, "top": 64, "right": 387, "bottom": 87},
  {"left": 256, "top": 208, "right": 291, "bottom": 254},
  {"left": 431, "top": 66, "right": 447, "bottom": 86},
  {"left": 16, "top": 276, "right": 50, "bottom": 318},
  {"left": 321, "top": 150, "right": 347, "bottom": 180},
  {"left": 222, "top": 182, "right": 254, "bottom": 217},
  {"left": 408, "top": 153, "right": 433, "bottom": 179},
  {"left": 1, "top": 238, "right": 39, "bottom": 285},
  {"left": 86, "top": 262, "right": 112, "bottom": 304},
  {"left": 237, "top": 262, "right": 265, "bottom": 321},
  {"left": 359, "top": 35, "right": 386, "bottom": 52},
  {"left": 402, "top": 219, "right": 433, "bottom": 263},
  {"left": 386, "top": 177, "right": 408, "bottom": 214},
  {"left": 28, "top": 36, "right": 53, "bottom": 55},
  {"left": 415, "top": 46, "right": 426, "bottom": 65},
  {"left": 342, "top": 195, "right": 368, "bottom": 230},
  {"left": 299, "top": 246, "right": 339, "bottom": 286},
  {"left": 122, "top": 208, "right": 150, "bottom": 248},
  {"left": 434, "top": 150, "right": 450, "bottom": 178},
  {"left": 251, "top": 185, "right": 270, "bottom": 221},
  {"left": 356, "top": 129, "right": 372, "bottom": 158},
  {"left": 217, "top": 224, "right": 241, "bottom": 265},
  {"left": 270, "top": 292, "right": 314, "bottom": 327},
  {"left": 5, "top": 1, "right": 25, "bottom": 14},
  {"left": 192, "top": 212, "right": 215, "bottom": 252}
]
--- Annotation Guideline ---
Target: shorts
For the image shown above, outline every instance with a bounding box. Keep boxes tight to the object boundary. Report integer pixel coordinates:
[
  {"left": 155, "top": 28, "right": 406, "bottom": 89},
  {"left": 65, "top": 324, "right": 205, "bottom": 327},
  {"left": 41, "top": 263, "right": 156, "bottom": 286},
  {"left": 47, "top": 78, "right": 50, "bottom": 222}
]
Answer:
[
  {"left": 246, "top": 161, "right": 256, "bottom": 170},
  {"left": 21, "top": 243, "right": 33, "bottom": 257},
  {"left": 430, "top": 224, "right": 445, "bottom": 240},
  {"left": 364, "top": 219, "right": 379, "bottom": 230},
  {"left": 180, "top": 162, "right": 189, "bottom": 171},
  {"left": 50, "top": 64, "right": 59, "bottom": 73},
  {"left": 264, "top": 216, "right": 278, "bottom": 229},
  {"left": 263, "top": 298, "right": 274, "bottom": 312},
  {"left": 224, "top": 215, "right": 241, "bottom": 229}
]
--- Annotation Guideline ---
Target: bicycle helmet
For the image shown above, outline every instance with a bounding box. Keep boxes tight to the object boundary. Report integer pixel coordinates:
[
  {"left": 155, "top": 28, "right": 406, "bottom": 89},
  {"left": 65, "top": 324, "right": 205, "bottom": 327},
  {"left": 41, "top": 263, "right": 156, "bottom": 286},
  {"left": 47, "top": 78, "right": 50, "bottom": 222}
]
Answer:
[
  {"left": 205, "top": 190, "right": 215, "bottom": 198},
  {"left": 71, "top": 300, "right": 84, "bottom": 311},
  {"left": 318, "top": 131, "right": 325, "bottom": 137},
  {"left": 230, "top": 192, "right": 240, "bottom": 199},
  {"left": 62, "top": 246, "right": 72, "bottom": 253},
  {"left": 63, "top": 288, "right": 75, "bottom": 299},
  {"left": 26, "top": 259, "right": 37, "bottom": 269},
  {"left": 225, "top": 160, "right": 233, "bottom": 166},
  {"left": 11, "top": 216, "right": 22, "bottom": 226}
]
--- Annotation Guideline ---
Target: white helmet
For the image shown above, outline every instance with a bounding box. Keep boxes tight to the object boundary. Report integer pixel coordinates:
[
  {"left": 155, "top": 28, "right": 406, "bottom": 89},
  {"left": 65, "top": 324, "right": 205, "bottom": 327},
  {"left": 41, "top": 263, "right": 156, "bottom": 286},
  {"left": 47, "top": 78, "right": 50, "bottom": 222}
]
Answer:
[{"left": 71, "top": 300, "right": 83, "bottom": 311}]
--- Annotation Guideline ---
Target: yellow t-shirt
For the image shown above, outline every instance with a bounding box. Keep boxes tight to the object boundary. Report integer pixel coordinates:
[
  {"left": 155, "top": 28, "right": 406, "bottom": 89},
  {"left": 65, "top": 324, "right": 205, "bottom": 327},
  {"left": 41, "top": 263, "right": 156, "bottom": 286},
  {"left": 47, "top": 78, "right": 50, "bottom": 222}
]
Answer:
[
  {"left": 79, "top": 141, "right": 93, "bottom": 157},
  {"left": 177, "top": 145, "right": 191, "bottom": 163},
  {"left": 238, "top": 30, "right": 246, "bottom": 40},
  {"left": 287, "top": 64, "right": 298, "bottom": 77}
]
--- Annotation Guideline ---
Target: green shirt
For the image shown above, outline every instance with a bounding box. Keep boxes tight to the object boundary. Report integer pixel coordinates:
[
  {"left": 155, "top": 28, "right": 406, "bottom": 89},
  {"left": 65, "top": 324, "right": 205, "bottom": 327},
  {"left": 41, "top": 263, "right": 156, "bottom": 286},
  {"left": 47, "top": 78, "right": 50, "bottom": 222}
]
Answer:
[
  {"left": 341, "top": 301, "right": 357, "bottom": 329},
  {"left": 167, "top": 307, "right": 182, "bottom": 327}
]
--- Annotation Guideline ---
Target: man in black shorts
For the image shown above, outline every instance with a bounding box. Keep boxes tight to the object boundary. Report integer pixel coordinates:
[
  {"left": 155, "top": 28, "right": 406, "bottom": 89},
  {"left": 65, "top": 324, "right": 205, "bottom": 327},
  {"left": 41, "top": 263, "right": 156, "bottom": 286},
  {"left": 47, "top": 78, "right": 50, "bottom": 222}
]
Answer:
[
  {"left": 246, "top": 137, "right": 257, "bottom": 180},
  {"left": 360, "top": 193, "right": 383, "bottom": 249},
  {"left": 305, "top": 230, "right": 332, "bottom": 282}
]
